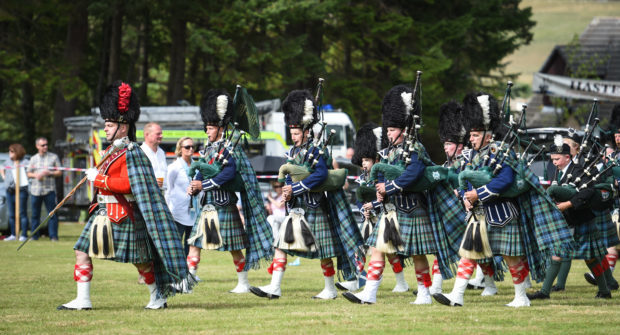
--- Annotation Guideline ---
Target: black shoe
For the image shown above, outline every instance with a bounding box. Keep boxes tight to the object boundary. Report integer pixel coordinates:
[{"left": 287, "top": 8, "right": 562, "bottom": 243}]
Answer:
[
  {"left": 608, "top": 280, "right": 619, "bottom": 291},
  {"left": 249, "top": 286, "right": 280, "bottom": 299},
  {"left": 412, "top": 290, "right": 417, "bottom": 296},
  {"left": 550, "top": 285, "right": 565, "bottom": 292},
  {"left": 584, "top": 273, "right": 597, "bottom": 286},
  {"left": 432, "top": 293, "right": 462, "bottom": 307},
  {"left": 467, "top": 280, "right": 485, "bottom": 290},
  {"left": 342, "top": 292, "right": 363, "bottom": 304},
  {"left": 526, "top": 290, "right": 550, "bottom": 300},
  {"left": 595, "top": 291, "right": 612, "bottom": 299}
]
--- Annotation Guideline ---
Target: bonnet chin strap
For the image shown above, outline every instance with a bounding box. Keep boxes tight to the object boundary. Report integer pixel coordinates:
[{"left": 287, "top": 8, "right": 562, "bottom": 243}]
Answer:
[{"left": 106, "top": 120, "right": 134, "bottom": 142}]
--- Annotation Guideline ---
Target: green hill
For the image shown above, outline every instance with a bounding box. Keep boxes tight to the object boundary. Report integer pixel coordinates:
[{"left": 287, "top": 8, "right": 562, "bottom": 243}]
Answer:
[{"left": 504, "top": 0, "right": 620, "bottom": 93}]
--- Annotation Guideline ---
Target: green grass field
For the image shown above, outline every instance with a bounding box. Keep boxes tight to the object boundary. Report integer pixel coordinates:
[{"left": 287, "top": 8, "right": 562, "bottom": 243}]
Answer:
[
  {"left": 1, "top": 222, "right": 619, "bottom": 334},
  {"left": 504, "top": 0, "right": 620, "bottom": 89}
]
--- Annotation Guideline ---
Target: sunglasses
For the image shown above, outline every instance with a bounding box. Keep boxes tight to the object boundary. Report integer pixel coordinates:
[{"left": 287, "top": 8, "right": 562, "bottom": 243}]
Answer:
[
  {"left": 40, "top": 144, "right": 48, "bottom": 147},
  {"left": 182, "top": 145, "right": 194, "bottom": 150}
]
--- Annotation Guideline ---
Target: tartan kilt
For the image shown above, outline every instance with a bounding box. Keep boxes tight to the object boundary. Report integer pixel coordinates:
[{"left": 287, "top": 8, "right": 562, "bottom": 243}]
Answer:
[
  {"left": 74, "top": 209, "right": 155, "bottom": 264},
  {"left": 487, "top": 216, "right": 525, "bottom": 257},
  {"left": 572, "top": 218, "right": 607, "bottom": 260},
  {"left": 283, "top": 205, "right": 343, "bottom": 260},
  {"left": 592, "top": 210, "right": 620, "bottom": 248},
  {"left": 366, "top": 207, "right": 437, "bottom": 256},
  {"left": 189, "top": 203, "right": 248, "bottom": 251}
]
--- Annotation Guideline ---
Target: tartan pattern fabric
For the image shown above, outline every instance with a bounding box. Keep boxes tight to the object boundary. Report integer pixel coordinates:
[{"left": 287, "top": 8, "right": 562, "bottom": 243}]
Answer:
[
  {"left": 375, "top": 142, "right": 467, "bottom": 279},
  {"left": 414, "top": 142, "right": 467, "bottom": 280},
  {"left": 74, "top": 209, "right": 154, "bottom": 264},
  {"left": 573, "top": 218, "right": 608, "bottom": 260},
  {"left": 189, "top": 201, "right": 248, "bottom": 251},
  {"left": 487, "top": 217, "right": 525, "bottom": 256},
  {"left": 325, "top": 189, "right": 365, "bottom": 281},
  {"left": 124, "top": 141, "right": 196, "bottom": 298},
  {"left": 426, "top": 181, "right": 467, "bottom": 279},
  {"left": 512, "top": 159, "right": 576, "bottom": 282},
  {"left": 593, "top": 210, "right": 620, "bottom": 248},
  {"left": 463, "top": 142, "right": 575, "bottom": 282},
  {"left": 399, "top": 208, "right": 437, "bottom": 256},
  {"left": 284, "top": 204, "right": 342, "bottom": 260},
  {"left": 232, "top": 147, "right": 274, "bottom": 270}
]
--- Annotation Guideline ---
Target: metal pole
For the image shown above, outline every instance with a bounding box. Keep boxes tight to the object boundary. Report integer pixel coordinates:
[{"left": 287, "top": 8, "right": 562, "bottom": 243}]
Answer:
[{"left": 15, "top": 160, "right": 20, "bottom": 238}]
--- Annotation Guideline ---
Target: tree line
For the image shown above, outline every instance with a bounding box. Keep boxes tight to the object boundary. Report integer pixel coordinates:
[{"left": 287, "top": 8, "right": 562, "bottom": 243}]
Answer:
[{"left": 0, "top": 0, "right": 534, "bottom": 158}]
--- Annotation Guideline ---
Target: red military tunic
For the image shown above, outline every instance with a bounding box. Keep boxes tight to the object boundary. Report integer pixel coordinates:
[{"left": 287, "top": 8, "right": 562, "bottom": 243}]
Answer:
[{"left": 92, "top": 149, "right": 133, "bottom": 223}]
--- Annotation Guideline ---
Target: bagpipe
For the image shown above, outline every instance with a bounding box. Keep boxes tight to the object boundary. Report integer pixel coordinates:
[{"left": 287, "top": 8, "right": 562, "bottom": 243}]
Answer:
[
  {"left": 369, "top": 72, "right": 429, "bottom": 254},
  {"left": 186, "top": 85, "right": 259, "bottom": 250},
  {"left": 546, "top": 99, "right": 617, "bottom": 210},
  {"left": 276, "top": 78, "right": 331, "bottom": 252},
  {"left": 277, "top": 128, "right": 348, "bottom": 192},
  {"left": 188, "top": 126, "right": 245, "bottom": 192},
  {"left": 457, "top": 82, "right": 535, "bottom": 199},
  {"left": 355, "top": 171, "right": 378, "bottom": 203},
  {"left": 187, "top": 85, "right": 260, "bottom": 192},
  {"left": 367, "top": 71, "right": 450, "bottom": 194}
]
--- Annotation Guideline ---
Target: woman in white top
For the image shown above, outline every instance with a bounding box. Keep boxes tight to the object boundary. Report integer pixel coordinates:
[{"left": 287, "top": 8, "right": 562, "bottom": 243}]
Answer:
[
  {"left": 165, "top": 137, "right": 197, "bottom": 255},
  {"left": 1, "top": 143, "right": 30, "bottom": 241}
]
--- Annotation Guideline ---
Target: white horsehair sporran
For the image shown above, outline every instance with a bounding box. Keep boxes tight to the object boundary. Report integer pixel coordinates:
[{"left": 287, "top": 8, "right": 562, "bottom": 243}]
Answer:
[
  {"left": 459, "top": 206, "right": 492, "bottom": 260},
  {"left": 360, "top": 211, "right": 378, "bottom": 241},
  {"left": 375, "top": 203, "right": 404, "bottom": 254},
  {"left": 89, "top": 208, "right": 115, "bottom": 259},
  {"left": 275, "top": 207, "right": 317, "bottom": 252},
  {"left": 188, "top": 204, "right": 223, "bottom": 250}
]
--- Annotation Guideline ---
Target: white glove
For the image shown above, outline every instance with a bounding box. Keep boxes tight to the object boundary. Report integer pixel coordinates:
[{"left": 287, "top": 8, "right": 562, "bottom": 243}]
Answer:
[{"left": 85, "top": 168, "right": 99, "bottom": 182}]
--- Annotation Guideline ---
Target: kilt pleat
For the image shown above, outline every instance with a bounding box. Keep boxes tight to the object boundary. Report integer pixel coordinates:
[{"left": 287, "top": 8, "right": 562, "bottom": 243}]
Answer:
[
  {"left": 573, "top": 219, "right": 608, "bottom": 260},
  {"left": 189, "top": 204, "right": 248, "bottom": 251},
  {"left": 366, "top": 207, "right": 436, "bottom": 256},
  {"left": 487, "top": 217, "right": 525, "bottom": 257},
  {"left": 592, "top": 210, "right": 620, "bottom": 248},
  {"left": 74, "top": 209, "right": 154, "bottom": 264}
]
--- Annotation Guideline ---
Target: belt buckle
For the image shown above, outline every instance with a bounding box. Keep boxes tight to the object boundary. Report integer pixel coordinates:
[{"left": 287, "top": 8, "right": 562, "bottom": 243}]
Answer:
[
  {"left": 290, "top": 207, "right": 305, "bottom": 216},
  {"left": 203, "top": 204, "right": 216, "bottom": 212},
  {"left": 473, "top": 206, "right": 485, "bottom": 216},
  {"left": 384, "top": 203, "right": 396, "bottom": 212}
]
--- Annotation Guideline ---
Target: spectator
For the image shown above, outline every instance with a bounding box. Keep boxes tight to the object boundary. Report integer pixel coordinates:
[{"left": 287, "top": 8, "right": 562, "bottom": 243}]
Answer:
[
  {"left": 27, "top": 137, "right": 61, "bottom": 241},
  {"left": 141, "top": 122, "right": 167, "bottom": 189},
  {"left": 1, "top": 144, "right": 30, "bottom": 241},
  {"left": 266, "top": 181, "right": 286, "bottom": 233},
  {"left": 346, "top": 147, "right": 355, "bottom": 161},
  {"left": 165, "top": 137, "right": 196, "bottom": 255}
]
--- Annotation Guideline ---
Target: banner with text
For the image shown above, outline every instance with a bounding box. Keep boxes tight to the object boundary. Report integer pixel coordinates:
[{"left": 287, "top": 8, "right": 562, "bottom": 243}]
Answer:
[{"left": 532, "top": 72, "right": 620, "bottom": 102}]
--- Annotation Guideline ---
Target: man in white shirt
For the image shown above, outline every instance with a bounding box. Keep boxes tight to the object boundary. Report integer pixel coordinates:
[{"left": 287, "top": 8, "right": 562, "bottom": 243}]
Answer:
[{"left": 141, "top": 122, "right": 167, "bottom": 189}]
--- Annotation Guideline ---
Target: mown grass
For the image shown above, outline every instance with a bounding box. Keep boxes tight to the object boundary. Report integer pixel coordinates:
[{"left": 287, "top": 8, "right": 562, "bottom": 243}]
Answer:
[
  {"left": 1, "top": 222, "right": 619, "bottom": 334},
  {"left": 504, "top": 0, "right": 620, "bottom": 88}
]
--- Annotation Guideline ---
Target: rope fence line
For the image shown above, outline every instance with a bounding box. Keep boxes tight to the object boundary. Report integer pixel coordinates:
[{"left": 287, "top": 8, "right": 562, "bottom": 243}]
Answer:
[{"left": 2, "top": 165, "right": 360, "bottom": 179}]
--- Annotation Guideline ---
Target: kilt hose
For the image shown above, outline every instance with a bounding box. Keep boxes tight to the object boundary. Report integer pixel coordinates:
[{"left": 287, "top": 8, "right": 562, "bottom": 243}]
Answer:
[
  {"left": 366, "top": 207, "right": 437, "bottom": 257},
  {"left": 189, "top": 203, "right": 249, "bottom": 251},
  {"left": 75, "top": 208, "right": 155, "bottom": 264}
]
